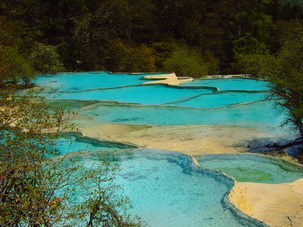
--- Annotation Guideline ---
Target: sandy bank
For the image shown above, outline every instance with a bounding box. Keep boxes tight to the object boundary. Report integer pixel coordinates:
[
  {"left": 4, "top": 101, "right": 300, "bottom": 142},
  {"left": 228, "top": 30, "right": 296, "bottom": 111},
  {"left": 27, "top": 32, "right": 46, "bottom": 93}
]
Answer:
[
  {"left": 80, "top": 123, "right": 277, "bottom": 156},
  {"left": 230, "top": 180, "right": 303, "bottom": 227}
]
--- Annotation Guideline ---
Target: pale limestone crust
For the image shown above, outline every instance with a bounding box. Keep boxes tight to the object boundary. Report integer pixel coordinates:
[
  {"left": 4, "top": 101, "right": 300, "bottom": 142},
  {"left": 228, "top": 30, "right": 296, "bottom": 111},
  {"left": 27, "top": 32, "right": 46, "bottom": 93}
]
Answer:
[
  {"left": 142, "top": 73, "right": 192, "bottom": 85},
  {"left": 230, "top": 180, "right": 303, "bottom": 227},
  {"left": 80, "top": 123, "right": 276, "bottom": 156},
  {"left": 228, "top": 182, "right": 253, "bottom": 215}
]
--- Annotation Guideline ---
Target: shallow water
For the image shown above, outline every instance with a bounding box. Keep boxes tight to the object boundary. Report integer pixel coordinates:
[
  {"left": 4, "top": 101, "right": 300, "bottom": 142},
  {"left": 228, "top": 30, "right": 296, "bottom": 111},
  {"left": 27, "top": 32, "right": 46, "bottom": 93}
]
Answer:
[
  {"left": 36, "top": 74, "right": 269, "bottom": 108},
  {"left": 79, "top": 100, "right": 289, "bottom": 135},
  {"left": 35, "top": 72, "right": 299, "bottom": 226},
  {"left": 49, "top": 133, "right": 137, "bottom": 156},
  {"left": 35, "top": 71, "right": 162, "bottom": 91},
  {"left": 50, "top": 84, "right": 214, "bottom": 105},
  {"left": 165, "top": 91, "right": 267, "bottom": 108},
  {"left": 58, "top": 149, "right": 266, "bottom": 227},
  {"left": 196, "top": 154, "right": 303, "bottom": 183},
  {"left": 180, "top": 78, "right": 269, "bottom": 91}
]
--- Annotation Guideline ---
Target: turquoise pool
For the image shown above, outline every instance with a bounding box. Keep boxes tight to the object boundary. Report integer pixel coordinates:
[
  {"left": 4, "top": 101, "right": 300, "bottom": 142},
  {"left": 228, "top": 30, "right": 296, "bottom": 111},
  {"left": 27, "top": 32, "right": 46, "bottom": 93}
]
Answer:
[
  {"left": 35, "top": 71, "right": 162, "bottom": 91},
  {"left": 48, "top": 133, "right": 138, "bottom": 157},
  {"left": 36, "top": 73, "right": 269, "bottom": 108},
  {"left": 78, "top": 100, "right": 289, "bottom": 135},
  {"left": 180, "top": 78, "right": 269, "bottom": 91},
  {"left": 35, "top": 72, "right": 300, "bottom": 226},
  {"left": 196, "top": 154, "right": 303, "bottom": 184},
  {"left": 48, "top": 84, "right": 215, "bottom": 105},
  {"left": 164, "top": 91, "right": 267, "bottom": 108},
  {"left": 58, "top": 149, "right": 267, "bottom": 227},
  {"left": 34, "top": 71, "right": 293, "bottom": 145}
]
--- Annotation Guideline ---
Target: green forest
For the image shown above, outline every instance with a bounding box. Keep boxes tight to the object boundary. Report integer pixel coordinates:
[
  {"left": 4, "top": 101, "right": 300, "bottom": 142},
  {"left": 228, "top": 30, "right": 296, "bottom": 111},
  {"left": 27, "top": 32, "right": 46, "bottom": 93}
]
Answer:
[{"left": 1, "top": 0, "right": 303, "bottom": 83}]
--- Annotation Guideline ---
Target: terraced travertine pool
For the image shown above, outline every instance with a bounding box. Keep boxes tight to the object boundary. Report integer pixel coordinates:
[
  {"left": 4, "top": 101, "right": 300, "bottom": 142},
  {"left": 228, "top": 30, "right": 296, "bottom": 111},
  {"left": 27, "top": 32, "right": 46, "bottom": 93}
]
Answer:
[
  {"left": 39, "top": 72, "right": 289, "bottom": 134},
  {"left": 196, "top": 153, "right": 303, "bottom": 184},
  {"left": 48, "top": 132, "right": 138, "bottom": 157},
  {"left": 35, "top": 71, "right": 164, "bottom": 91},
  {"left": 180, "top": 78, "right": 269, "bottom": 91},
  {"left": 35, "top": 71, "right": 302, "bottom": 226},
  {"left": 57, "top": 149, "right": 267, "bottom": 227}
]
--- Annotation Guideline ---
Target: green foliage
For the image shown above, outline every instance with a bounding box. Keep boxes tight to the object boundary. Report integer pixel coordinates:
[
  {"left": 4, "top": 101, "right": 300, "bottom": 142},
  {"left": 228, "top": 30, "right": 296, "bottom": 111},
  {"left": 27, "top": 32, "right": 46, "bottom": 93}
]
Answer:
[
  {"left": 29, "top": 43, "right": 65, "bottom": 74},
  {"left": 0, "top": 17, "right": 25, "bottom": 48},
  {"left": 0, "top": 17, "right": 35, "bottom": 86},
  {"left": 152, "top": 41, "right": 178, "bottom": 70},
  {"left": 0, "top": 45, "right": 34, "bottom": 85},
  {"left": 259, "top": 24, "right": 303, "bottom": 137},
  {"left": 163, "top": 44, "right": 218, "bottom": 77},
  {"left": 106, "top": 39, "right": 156, "bottom": 72},
  {"left": 128, "top": 0, "right": 159, "bottom": 43},
  {"left": 0, "top": 89, "right": 69, "bottom": 225},
  {"left": 0, "top": 89, "right": 143, "bottom": 226},
  {"left": 1, "top": 0, "right": 303, "bottom": 75},
  {"left": 231, "top": 51, "right": 273, "bottom": 76}
]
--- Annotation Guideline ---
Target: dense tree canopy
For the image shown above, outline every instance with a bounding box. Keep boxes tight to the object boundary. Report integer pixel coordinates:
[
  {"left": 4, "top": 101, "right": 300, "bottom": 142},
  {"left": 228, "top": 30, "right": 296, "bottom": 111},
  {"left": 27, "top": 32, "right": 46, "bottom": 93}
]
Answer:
[{"left": 1, "top": 0, "right": 303, "bottom": 82}]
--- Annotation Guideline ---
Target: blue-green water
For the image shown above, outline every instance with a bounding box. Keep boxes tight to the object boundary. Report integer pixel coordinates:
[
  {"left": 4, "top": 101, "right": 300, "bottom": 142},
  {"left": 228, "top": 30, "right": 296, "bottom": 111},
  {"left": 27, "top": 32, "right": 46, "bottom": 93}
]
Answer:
[
  {"left": 34, "top": 72, "right": 300, "bottom": 226},
  {"left": 50, "top": 133, "right": 138, "bottom": 156},
  {"left": 164, "top": 91, "right": 267, "bottom": 108},
  {"left": 36, "top": 74, "right": 269, "bottom": 109},
  {"left": 49, "top": 84, "right": 215, "bottom": 105},
  {"left": 35, "top": 73, "right": 289, "bottom": 134},
  {"left": 59, "top": 149, "right": 267, "bottom": 227},
  {"left": 35, "top": 71, "right": 162, "bottom": 91},
  {"left": 196, "top": 154, "right": 303, "bottom": 184},
  {"left": 180, "top": 78, "right": 269, "bottom": 91},
  {"left": 79, "top": 100, "right": 289, "bottom": 134}
]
